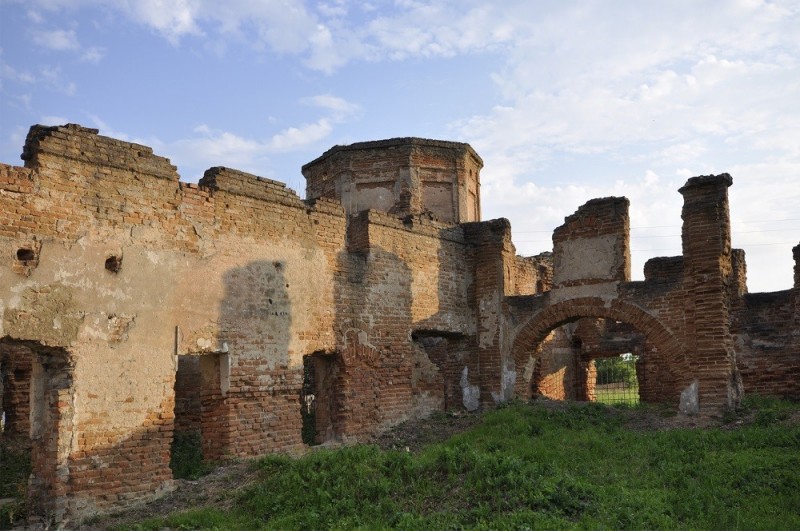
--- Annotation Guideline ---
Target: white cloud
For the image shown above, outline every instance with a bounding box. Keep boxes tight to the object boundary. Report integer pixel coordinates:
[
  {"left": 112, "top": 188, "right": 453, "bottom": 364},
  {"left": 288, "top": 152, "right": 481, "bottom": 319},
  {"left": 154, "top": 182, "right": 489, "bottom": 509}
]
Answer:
[
  {"left": 267, "top": 119, "right": 333, "bottom": 152},
  {"left": 38, "top": 65, "right": 76, "bottom": 95},
  {"left": 27, "top": 10, "right": 45, "bottom": 24},
  {"left": 443, "top": 0, "right": 799, "bottom": 293},
  {"left": 80, "top": 46, "right": 106, "bottom": 62},
  {"left": 16, "top": 94, "right": 32, "bottom": 110},
  {"left": 163, "top": 93, "right": 360, "bottom": 180},
  {"left": 123, "top": 0, "right": 203, "bottom": 44},
  {"left": 0, "top": 60, "right": 36, "bottom": 84},
  {"left": 301, "top": 94, "right": 361, "bottom": 120},
  {"left": 26, "top": 22, "right": 105, "bottom": 63},
  {"left": 32, "top": 28, "right": 80, "bottom": 51}
]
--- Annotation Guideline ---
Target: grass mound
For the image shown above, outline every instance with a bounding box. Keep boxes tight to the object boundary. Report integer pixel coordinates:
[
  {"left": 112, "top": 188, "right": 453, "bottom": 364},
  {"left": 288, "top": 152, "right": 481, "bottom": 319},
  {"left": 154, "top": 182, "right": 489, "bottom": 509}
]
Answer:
[{"left": 123, "top": 398, "right": 800, "bottom": 530}]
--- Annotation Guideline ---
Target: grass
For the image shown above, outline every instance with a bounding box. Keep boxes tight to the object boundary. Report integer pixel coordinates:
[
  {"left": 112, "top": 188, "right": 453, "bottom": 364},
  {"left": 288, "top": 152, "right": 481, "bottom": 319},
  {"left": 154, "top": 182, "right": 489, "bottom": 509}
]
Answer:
[
  {"left": 0, "top": 437, "right": 30, "bottom": 528},
  {"left": 594, "top": 383, "right": 640, "bottom": 405},
  {"left": 121, "top": 397, "right": 800, "bottom": 530}
]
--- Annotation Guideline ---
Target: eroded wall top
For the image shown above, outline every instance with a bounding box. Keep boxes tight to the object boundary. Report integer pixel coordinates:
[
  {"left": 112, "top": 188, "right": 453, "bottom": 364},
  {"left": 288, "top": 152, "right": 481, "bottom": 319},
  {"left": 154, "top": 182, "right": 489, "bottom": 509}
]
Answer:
[{"left": 552, "top": 197, "right": 631, "bottom": 291}]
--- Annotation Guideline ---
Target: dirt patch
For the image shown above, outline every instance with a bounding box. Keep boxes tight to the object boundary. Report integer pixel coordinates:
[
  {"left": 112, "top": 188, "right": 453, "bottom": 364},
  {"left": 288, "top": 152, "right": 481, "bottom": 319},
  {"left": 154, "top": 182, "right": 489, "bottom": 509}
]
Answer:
[
  {"left": 76, "top": 461, "right": 259, "bottom": 530},
  {"left": 372, "top": 410, "right": 484, "bottom": 452}
]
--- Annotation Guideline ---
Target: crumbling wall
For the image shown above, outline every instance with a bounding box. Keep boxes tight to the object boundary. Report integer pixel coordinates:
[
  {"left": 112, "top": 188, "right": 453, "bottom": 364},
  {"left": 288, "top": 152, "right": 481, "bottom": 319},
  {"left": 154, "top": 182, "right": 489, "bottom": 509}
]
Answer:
[
  {"left": 508, "top": 175, "right": 797, "bottom": 413},
  {"left": 512, "top": 252, "right": 553, "bottom": 296},
  {"left": 552, "top": 197, "right": 631, "bottom": 292},
  {"left": 0, "top": 125, "right": 348, "bottom": 521},
  {"left": 335, "top": 209, "right": 476, "bottom": 436},
  {"left": 508, "top": 196, "right": 686, "bottom": 407},
  {"left": 729, "top": 244, "right": 800, "bottom": 399},
  {"left": 463, "top": 219, "right": 518, "bottom": 405},
  {"left": 1, "top": 125, "right": 492, "bottom": 523},
  {"left": 732, "top": 290, "right": 800, "bottom": 398}
]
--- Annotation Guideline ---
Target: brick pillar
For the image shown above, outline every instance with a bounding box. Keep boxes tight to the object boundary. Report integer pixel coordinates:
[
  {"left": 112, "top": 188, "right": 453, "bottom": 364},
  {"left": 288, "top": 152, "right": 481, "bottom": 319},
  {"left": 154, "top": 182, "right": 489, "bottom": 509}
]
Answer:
[
  {"left": 679, "top": 174, "right": 741, "bottom": 411},
  {"left": 463, "top": 219, "right": 515, "bottom": 406}
]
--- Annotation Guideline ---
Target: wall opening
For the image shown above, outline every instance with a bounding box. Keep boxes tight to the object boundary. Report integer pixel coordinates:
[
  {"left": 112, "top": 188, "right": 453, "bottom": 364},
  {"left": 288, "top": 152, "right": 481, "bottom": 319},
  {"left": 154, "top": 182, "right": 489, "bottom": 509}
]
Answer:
[
  {"left": 513, "top": 299, "right": 685, "bottom": 407},
  {"left": 3, "top": 340, "right": 75, "bottom": 522},
  {"left": 301, "top": 352, "right": 340, "bottom": 446},
  {"left": 0, "top": 341, "right": 36, "bottom": 526},
  {"left": 593, "top": 354, "right": 640, "bottom": 405},
  {"left": 15, "top": 248, "right": 35, "bottom": 262},
  {"left": 412, "top": 331, "right": 475, "bottom": 413},
  {"left": 0, "top": 343, "right": 33, "bottom": 438},
  {"left": 171, "top": 353, "right": 227, "bottom": 478},
  {"left": 12, "top": 246, "right": 40, "bottom": 276},
  {"left": 171, "top": 355, "right": 203, "bottom": 479},
  {"left": 526, "top": 318, "right": 648, "bottom": 405}
]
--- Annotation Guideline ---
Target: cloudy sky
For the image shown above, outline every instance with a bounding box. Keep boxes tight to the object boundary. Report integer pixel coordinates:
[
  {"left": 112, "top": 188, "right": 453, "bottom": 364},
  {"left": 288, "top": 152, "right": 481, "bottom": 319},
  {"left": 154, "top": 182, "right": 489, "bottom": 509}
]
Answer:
[{"left": 1, "top": 0, "right": 798, "bottom": 292}]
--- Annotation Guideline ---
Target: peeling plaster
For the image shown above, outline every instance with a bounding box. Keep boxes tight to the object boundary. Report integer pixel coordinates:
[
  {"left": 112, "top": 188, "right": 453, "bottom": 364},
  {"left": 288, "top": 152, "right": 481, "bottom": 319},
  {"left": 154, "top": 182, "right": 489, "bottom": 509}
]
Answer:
[{"left": 459, "top": 366, "right": 480, "bottom": 411}]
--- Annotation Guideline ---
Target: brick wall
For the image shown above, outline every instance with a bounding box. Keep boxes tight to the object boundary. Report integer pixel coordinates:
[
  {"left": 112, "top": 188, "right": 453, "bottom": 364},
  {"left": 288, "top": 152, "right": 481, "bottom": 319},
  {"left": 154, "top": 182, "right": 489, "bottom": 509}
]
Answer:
[
  {"left": 512, "top": 252, "right": 553, "bottom": 295},
  {"left": 302, "top": 138, "right": 482, "bottom": 222},
  {"left": 732, "top": 291, "right": 800, "bottom": 398},
  {"left": 679, "top": 174, "right": 741, "bottom": 409}
]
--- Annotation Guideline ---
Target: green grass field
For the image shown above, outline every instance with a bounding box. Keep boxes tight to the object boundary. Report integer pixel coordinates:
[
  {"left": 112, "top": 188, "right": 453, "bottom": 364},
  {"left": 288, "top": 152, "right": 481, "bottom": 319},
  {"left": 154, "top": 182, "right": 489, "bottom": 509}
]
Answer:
[{"left": 121, "top": 396, "right": 800, "bottom": 530}]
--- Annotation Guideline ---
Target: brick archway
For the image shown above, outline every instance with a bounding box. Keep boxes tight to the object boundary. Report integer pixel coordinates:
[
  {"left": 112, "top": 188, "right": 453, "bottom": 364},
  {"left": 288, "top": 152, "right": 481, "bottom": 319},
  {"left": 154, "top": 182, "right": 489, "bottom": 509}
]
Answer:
[{"left": 511, "top": 297, "right": 688, "bottom": 401}]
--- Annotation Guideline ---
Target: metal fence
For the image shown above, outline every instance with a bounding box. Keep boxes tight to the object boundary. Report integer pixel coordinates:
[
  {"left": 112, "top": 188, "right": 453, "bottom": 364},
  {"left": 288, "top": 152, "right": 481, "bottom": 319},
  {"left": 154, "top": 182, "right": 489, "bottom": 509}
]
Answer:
[{"left": 593, "top": 354, "right": 639, "bottom": 405}]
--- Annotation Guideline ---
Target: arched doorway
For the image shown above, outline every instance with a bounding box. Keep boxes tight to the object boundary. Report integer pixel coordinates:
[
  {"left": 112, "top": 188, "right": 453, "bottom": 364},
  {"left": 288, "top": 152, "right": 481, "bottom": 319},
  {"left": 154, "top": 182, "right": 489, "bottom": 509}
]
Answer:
[{"left": 511, "top": 298, "right": 687, "bottom": 406}]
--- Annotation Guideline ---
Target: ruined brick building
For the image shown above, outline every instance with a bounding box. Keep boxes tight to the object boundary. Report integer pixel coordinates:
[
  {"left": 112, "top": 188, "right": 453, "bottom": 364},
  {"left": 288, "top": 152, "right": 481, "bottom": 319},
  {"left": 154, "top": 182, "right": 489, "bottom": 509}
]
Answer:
[{"left": 1, "top": 124, "right": 798, "bottom": 524}]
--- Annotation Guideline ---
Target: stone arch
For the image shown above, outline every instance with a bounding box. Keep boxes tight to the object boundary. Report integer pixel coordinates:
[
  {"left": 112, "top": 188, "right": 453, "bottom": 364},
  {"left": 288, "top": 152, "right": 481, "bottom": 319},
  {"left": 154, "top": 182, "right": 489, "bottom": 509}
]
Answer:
[{"left": 511, "top": 297, "right": 688, "bottom": 403}]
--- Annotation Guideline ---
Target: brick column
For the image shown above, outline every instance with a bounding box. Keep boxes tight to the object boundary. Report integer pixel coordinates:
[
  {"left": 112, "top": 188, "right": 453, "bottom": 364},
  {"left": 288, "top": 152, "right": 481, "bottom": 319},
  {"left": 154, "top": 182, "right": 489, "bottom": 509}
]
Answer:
[
  {"left": 463, "top": 219, "right": 515, "bottom": 406},
  {"left": 679, "top": 174, "right": 741, "bottom": 411}
]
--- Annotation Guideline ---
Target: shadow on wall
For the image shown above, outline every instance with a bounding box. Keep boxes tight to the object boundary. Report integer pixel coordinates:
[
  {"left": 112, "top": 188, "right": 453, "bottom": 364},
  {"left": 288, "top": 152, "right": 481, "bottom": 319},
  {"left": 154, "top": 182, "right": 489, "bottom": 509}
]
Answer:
[
  {"left": 307, "top": 241, "right": 415, "bottom": 444},
  {"left": 305, "top": 217, "right": 480, "bottom": 447},
  {"left": 411, "top": 226, "right": 479, "bottom": 415},
  {"left": 1, "top": 259, "right": 297, "bottom": 524},
  {"left": 174, "top": 260, "right": 294, "bottom": 461}
]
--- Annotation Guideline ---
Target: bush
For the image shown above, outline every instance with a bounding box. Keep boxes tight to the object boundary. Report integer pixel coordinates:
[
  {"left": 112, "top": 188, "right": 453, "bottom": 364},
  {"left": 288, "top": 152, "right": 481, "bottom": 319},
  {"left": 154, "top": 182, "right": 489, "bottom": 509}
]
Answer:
[
  {"left": 169, "top": 431, "right": 214, "bottom": 480},
  {"left": 595, "top": 356, "right": 637, "bottom": 386},
  {"left": 0, "top": 439, "right": 30, "bottom": 527}
]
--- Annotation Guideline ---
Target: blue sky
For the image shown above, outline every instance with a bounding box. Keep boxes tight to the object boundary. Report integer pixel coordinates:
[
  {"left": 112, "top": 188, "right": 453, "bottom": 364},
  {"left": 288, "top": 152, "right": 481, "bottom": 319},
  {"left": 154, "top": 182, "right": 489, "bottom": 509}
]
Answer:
[{"left": 1, "top": 0, "right": 798, "bottom": 292}]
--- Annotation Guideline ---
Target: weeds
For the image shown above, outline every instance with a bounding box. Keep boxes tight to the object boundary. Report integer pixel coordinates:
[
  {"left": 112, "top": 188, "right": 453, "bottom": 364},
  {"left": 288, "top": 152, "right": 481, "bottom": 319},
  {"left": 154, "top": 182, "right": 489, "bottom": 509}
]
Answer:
[
  {"left": 0, "top": 438, "right": 30, "bottom": 528},
  {"left": 169, "top": 431, "right": 215, "bottom": 480}
]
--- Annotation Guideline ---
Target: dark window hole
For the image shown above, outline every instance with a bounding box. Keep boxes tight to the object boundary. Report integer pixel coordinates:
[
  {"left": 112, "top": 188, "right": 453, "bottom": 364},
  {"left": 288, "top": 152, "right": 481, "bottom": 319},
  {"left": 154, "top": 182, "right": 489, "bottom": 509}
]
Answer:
[
  {"left": 16, "top": 248, "right": 35, "bottom": 261},
  {"left": 105, "top": 255, "right": 122, "bottom": 273}
]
